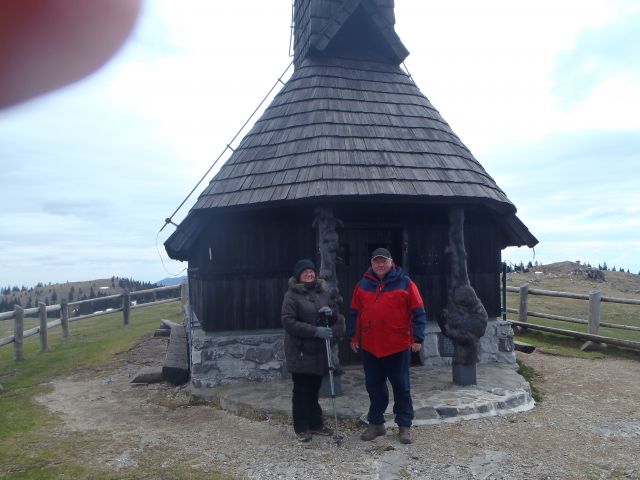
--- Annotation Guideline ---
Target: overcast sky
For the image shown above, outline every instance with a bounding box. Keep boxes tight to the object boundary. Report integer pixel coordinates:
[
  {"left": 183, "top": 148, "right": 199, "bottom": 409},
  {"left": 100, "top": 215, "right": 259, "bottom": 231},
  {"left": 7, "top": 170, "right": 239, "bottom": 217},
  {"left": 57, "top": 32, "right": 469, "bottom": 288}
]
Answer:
[{"left": 1, "top": 0, "right": 639, "bottom": 287}]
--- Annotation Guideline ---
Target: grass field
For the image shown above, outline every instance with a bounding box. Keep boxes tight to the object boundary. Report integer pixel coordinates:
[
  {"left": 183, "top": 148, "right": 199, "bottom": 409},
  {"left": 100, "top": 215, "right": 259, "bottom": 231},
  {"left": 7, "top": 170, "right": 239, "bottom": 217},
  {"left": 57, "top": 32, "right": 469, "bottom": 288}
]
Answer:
[
  {"left": 0, "top": 302, "right": 221, "bottom": 480},
  {"left": 507, "top": 265, "right": 640, "bottom": 357}
]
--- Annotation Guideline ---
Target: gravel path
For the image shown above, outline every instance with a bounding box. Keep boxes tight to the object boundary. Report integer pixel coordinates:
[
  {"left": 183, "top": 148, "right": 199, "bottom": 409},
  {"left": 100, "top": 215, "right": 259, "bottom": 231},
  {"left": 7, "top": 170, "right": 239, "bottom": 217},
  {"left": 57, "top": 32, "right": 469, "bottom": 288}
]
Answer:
[{"left": 38, "top": 337, "right": 640, "bottom": 479}]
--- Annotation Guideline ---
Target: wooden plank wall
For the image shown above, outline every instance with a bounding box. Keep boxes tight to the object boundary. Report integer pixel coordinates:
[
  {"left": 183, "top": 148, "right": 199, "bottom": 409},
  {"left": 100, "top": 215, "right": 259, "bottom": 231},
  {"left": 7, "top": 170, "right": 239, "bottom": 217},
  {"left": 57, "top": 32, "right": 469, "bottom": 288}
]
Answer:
[
  {"left": 189, "top": 205, "right": 502, "bottom": 339},
  {"left": 191, "top": 211, "right": 316, "bottom": 331}
]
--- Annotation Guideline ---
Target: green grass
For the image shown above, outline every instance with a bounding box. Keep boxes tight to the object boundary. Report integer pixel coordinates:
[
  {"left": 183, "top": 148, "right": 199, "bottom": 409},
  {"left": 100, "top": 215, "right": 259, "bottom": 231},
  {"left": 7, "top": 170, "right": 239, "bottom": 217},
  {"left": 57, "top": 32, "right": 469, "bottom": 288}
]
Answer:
[
  {"left": 0, "top": 302, "right": 231, "bottom": 480},
  {"left": 516, "top": 359, "right": 543, "bottom": 403}
]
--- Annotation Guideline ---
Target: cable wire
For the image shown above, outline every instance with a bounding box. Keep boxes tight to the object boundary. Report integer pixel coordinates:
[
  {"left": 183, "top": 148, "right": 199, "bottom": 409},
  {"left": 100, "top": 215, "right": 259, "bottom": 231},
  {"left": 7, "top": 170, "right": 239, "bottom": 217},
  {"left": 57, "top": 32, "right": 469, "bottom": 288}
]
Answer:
[
  {"left": 159, "top": 60, "right": 294, "bottom": 234},
  {"left": 401, "top": 61, "right": 413, "bottom": 81},
  {"left": 155, "top": 229, "right": 187, "bottom": 277},
  {"left": 155, "top": 61, "right": 294, "bottom": 275}
]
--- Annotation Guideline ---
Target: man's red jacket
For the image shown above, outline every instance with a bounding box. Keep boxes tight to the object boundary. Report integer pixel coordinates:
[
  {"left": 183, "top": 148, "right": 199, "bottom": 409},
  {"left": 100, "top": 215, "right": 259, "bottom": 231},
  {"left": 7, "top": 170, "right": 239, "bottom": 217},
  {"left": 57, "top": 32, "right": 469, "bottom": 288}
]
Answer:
[{"left": 348, "top": 266, "right": 427, "bottom": 358}]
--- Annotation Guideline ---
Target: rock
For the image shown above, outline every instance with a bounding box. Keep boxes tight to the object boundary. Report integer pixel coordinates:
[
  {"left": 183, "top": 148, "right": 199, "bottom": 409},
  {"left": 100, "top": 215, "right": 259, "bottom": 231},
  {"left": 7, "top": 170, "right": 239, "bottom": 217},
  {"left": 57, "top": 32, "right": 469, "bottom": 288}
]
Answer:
[
  {"left": 163, "top": 325, "right": 189, "bottom": 385},
  {"left": 131, "top": 366, "right": 164, "bottom": 384},
  {"left": 160, "top": 319, "right": 182, "bottom": 329}
]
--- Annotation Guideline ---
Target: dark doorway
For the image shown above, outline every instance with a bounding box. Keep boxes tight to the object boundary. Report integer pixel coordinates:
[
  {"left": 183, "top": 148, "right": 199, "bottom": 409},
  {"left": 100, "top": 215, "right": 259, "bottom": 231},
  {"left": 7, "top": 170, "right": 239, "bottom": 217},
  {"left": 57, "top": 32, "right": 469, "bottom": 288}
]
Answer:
[{"left": 336, "top": 226, "right": 404, "bottom": 365}]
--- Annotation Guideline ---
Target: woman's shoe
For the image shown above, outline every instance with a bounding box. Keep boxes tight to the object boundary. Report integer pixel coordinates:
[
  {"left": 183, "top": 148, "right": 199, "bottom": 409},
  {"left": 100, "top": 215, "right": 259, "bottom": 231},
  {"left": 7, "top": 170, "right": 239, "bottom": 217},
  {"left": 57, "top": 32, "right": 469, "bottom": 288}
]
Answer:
[{"left": 295, "top": 431, "right": 312, "bottom": 442}]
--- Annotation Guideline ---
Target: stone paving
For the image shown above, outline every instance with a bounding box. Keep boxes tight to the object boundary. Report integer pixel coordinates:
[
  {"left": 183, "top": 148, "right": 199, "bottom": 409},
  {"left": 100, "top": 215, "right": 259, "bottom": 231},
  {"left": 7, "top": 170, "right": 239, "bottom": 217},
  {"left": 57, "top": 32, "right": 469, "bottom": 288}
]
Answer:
[{"left": 189, "top": 362, "right": 534, "bottom": 426}]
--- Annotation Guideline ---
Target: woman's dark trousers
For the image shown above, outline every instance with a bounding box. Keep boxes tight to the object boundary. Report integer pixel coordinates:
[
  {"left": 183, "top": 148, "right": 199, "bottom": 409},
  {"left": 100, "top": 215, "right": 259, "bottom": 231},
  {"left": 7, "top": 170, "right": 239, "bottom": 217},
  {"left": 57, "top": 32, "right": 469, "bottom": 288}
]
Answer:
[
  {"left": 291, "top": 373, "right": 323, "bottom": 433},
  {"left": 362, "top": 349, "right": 414, "bottom": 427}
]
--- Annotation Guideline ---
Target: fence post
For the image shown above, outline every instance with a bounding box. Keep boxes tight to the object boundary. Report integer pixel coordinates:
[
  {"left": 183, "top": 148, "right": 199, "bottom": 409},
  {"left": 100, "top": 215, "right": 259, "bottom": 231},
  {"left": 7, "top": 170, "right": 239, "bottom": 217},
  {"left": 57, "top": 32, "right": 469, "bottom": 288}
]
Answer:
[
  {"left": 582, "top": 290, "right": 604, "bottom": 351},
  {"left": 14, "top": 305, "right": 24, "bottom": 361},
  {"left": 39, "top": 302, "right": 48, "bottom": 351},
  {"left": 60, "top": 298, "right": 69, "bottom": 338},
  {"left": 123, "top": 292, "right": 131, "bottom": 326},
  {"left": 181, "top": 281, "right": 188, "bottom": 308},
  {"left": 516, "top": 284, "right": 529, "bottom": 332}
]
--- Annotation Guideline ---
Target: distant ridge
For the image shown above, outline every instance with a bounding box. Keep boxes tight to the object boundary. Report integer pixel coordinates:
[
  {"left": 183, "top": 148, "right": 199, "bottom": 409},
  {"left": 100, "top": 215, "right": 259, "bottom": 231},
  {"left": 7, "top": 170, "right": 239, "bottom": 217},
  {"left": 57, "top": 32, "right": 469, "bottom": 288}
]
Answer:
[{"left": 156, "top": 276, "right": 186, "bottom": 287}]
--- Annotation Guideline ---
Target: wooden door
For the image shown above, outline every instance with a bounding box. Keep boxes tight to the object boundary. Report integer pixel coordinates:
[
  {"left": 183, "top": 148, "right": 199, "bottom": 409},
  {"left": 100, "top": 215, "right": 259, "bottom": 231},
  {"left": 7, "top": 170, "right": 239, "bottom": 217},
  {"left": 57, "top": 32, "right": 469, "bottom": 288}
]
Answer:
[{"left": 335, "top": 226, "right": 404, "bottom": 365}]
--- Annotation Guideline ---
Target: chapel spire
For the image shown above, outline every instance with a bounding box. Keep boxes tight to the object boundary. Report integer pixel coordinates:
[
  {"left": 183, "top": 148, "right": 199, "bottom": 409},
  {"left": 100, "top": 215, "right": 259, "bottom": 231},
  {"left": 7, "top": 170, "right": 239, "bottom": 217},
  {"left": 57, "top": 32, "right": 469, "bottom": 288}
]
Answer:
[{"left": 293, "top": 0, "right": 409, "bottom": 66}]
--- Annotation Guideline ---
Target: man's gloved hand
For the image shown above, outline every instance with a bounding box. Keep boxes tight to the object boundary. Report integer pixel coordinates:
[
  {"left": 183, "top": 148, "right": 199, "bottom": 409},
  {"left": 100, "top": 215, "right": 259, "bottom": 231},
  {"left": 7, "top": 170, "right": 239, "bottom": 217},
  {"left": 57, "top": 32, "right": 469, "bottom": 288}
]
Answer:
[
  {"left": 318, "top": 306, "right": 333, "bottom": 316},
  {"left": 314, "top": 327, "right": 333, "bottom": 339}
]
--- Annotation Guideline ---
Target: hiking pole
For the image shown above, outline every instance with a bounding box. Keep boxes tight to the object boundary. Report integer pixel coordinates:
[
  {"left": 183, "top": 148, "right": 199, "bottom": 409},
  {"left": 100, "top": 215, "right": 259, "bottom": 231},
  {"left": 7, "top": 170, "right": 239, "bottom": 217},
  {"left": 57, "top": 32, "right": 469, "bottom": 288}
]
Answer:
[{"left": 319, "top": 307, "right": 342, "bottom": 446}]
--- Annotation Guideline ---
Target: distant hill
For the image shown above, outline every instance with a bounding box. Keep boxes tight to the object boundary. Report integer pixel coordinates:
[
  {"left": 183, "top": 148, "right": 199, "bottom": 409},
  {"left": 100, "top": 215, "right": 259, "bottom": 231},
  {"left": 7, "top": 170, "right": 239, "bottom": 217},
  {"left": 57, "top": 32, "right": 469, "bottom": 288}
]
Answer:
[
  {"left": 507, "top": 261, "right": 640, "bottom": 297},
  {"left": 156, "top": 276, "right": 186, "bottom": 287},
  {"left": 0, "top": 276, "right": 160, "bottom": 313}
]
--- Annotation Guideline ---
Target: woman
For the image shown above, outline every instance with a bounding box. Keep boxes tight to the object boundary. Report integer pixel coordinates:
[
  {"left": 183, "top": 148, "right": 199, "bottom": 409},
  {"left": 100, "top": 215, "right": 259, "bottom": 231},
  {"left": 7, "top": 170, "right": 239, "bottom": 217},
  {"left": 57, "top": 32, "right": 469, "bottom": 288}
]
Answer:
[{"left": 281, "top": 258, "right": 345, "bottom": 442}]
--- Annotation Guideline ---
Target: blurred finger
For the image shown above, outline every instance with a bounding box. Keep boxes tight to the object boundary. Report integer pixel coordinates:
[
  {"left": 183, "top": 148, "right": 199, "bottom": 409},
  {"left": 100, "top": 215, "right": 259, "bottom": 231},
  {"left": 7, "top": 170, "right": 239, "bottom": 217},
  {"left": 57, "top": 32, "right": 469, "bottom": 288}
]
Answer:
[{"left": 0, "top": 0, "right": 143, "bottom": 108}]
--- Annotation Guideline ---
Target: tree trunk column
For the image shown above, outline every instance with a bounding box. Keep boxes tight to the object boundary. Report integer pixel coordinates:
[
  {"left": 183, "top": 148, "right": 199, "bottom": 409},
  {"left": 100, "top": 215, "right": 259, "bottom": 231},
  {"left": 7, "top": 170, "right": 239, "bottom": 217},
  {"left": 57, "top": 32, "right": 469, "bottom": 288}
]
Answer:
[
  {"left": 313, "top": 206, "right": 344, "bottom": 396},
  {"left": 441, "top": 207, "right": 488, "bottom": 386},
  {"left": 312, "top": 206, "right": 343, "bottom": 304}
]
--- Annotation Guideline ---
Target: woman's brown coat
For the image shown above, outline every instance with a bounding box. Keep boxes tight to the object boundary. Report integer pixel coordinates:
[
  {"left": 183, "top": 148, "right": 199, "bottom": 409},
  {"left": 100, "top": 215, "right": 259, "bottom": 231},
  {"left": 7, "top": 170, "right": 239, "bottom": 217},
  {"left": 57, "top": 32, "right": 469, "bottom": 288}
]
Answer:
[{"left": 281, "top": 277, "right": 345, "bottom": 375}]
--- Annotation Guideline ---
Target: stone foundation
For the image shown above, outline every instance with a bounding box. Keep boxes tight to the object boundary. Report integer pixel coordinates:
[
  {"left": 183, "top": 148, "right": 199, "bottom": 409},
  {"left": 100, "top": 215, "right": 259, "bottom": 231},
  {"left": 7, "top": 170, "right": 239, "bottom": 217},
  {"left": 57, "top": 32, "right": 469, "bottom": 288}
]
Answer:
[
  {"left": 190, "top": 328, "right": 286, "bottom": 388},
  {"left": 189, "top": 319, "right": 516, "bottom": 387},
  {"left": 422, "top": 318, "right": 516, "bottom": 367}
]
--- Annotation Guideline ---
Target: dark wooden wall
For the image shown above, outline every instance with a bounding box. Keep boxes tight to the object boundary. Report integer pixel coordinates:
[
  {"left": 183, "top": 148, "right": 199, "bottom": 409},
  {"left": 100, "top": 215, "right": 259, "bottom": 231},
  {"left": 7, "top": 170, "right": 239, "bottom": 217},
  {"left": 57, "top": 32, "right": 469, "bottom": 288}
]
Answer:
[
  {"left": 188, "top": 203, "right": 502, "bottom": 349},
  {"left": 190, "top": 208, "right": 316, "bottom": 332}
]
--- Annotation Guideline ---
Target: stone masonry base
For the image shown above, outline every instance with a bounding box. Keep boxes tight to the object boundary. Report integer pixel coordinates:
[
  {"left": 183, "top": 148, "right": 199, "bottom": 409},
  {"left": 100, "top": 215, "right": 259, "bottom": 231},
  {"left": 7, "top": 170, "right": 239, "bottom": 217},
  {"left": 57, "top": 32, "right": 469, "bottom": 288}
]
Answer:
[{"left": 190, "top": 319, "right": 516, "bottom": 388}]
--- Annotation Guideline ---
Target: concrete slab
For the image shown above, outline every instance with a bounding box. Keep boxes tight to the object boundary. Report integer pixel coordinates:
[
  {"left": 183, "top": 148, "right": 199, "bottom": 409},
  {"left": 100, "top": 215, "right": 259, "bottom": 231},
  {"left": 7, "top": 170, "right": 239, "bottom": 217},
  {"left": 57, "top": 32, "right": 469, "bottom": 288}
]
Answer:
[{"left": 188, "top": 363, "right": 534, "bottom": 426}]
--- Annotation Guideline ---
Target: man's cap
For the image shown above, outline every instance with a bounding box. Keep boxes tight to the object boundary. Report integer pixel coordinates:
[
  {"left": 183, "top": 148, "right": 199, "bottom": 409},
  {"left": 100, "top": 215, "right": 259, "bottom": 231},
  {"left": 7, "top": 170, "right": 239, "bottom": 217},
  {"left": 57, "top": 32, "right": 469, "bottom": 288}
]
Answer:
[{"left": 371, "top": 248, "right": 392, "bottom": 261}]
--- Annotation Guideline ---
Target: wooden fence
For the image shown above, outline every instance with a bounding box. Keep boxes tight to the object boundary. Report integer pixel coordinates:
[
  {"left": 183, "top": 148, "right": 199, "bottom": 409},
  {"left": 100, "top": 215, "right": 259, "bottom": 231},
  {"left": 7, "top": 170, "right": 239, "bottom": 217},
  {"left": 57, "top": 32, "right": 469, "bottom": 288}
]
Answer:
[
  {"left": 0, "top": 284, "right": 187, "bottom": 360},
  {"left": 505, "top": 285, "right": 640, "bottom": 351}
]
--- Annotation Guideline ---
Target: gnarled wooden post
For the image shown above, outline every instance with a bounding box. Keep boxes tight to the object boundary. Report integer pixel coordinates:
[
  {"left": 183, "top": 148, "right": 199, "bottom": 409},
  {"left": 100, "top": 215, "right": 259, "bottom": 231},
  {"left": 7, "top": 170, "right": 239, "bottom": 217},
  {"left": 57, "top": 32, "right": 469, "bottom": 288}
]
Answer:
[
  {"left": 312, "top": 206, "right": 343, "bottom": 304},
  {"left": 441, "top": 207, "right": 488, "bottom": 385},
  {"left": 313, "top": 206, "right": 344, "bottom": 395}
]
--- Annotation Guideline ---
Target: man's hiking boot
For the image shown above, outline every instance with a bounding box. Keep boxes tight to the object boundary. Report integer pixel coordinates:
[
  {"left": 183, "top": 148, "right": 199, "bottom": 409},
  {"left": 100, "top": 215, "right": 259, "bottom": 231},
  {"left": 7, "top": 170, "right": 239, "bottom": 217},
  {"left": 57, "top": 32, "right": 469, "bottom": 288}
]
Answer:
[
  {"left": 398, "top": 426, "right": 412, "bottom": 444},
  {"left": 360, "top": 423, "right": 386, "bottom": 441},
  {"left": 295, "top": 431, "right": 312, "bottom": 442},
  {"left": 309, "top": 426, "right": 333, "bottom": 436}
]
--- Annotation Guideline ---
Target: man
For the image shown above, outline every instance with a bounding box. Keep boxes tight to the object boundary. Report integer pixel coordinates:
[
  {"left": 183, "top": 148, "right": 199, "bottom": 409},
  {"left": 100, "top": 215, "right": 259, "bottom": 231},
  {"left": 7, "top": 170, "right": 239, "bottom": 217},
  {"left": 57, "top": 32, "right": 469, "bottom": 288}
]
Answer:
[{"left": 348, "top": 248, "right": 427, "bottom": 444}]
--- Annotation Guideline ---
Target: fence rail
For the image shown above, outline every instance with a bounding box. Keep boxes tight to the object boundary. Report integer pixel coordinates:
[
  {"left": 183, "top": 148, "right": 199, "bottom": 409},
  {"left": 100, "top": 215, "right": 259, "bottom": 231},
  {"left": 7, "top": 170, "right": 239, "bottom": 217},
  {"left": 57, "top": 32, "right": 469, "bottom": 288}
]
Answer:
[
  {"left": 505, "top": 284, "right": 640, "bottom": 351},
  {"left": 0, "top": 283, "right": 186, "bottom": 360}
]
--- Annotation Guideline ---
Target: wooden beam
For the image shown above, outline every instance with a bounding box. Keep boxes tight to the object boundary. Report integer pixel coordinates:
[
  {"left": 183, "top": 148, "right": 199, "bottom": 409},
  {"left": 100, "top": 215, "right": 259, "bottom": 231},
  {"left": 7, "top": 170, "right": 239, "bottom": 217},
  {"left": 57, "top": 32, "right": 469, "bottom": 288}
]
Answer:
[
  {"left": 514, "top": 340, "right": 536, "bottom": 354},
  {"left": 508, "top": 320, "right": 640, "bottom": 351}
]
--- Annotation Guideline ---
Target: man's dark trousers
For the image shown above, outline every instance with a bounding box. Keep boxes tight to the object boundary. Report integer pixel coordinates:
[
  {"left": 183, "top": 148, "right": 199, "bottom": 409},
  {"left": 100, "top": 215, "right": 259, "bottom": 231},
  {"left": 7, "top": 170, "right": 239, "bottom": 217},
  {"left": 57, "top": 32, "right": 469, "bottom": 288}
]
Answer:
[
  {"left": 362, "top": 349, "right": 414, "bottom": 427},
  {"left": 291, "top": 373, "right": 323, "bottom": 433}
]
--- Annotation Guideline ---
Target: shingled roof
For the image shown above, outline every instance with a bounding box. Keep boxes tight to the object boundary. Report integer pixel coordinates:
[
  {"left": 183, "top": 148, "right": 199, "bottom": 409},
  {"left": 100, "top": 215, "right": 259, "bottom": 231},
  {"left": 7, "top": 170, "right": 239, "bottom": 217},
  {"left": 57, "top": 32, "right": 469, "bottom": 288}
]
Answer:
[
  {"left": 194, "top": 56, "right": 513, "bottom": 212},
  {"left": 166, "top": 0, "right": 538, "bottom": 255}
]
